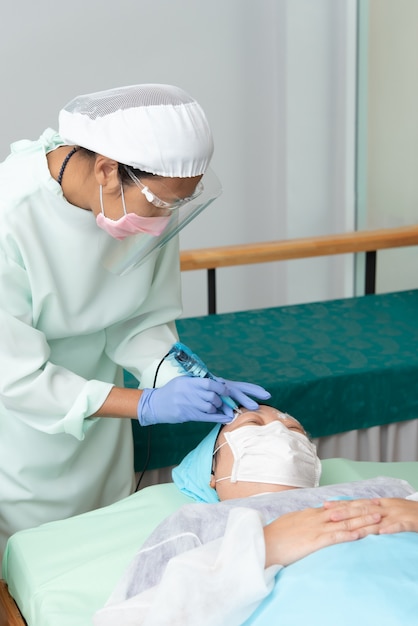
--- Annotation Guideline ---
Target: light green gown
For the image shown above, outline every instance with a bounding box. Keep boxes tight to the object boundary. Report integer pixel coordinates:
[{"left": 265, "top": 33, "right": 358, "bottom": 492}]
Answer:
[{"left": 0, "top": 130, "right": 182, "bottom": 562}]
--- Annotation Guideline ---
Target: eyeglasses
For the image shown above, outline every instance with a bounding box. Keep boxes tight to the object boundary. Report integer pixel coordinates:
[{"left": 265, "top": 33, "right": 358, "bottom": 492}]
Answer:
[{"left": 124, "top": 166, "right": 204, "bottom": 210}]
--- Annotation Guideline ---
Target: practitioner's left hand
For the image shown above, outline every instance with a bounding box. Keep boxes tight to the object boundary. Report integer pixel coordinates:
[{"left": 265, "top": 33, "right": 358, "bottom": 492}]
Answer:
[{"left": 214, "top": 378, "right": 271, "bottom": 412}]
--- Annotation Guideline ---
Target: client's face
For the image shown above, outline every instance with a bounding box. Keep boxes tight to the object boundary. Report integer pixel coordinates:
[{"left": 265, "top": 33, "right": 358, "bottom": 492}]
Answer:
[{"left": 210, "top": 405, "right": 311, "bottom": 501}]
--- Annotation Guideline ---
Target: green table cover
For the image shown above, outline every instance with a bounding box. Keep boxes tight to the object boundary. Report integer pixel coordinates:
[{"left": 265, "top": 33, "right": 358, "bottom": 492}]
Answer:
[{"left": 130, "top": 290, "right": 418, "bottom": 471}]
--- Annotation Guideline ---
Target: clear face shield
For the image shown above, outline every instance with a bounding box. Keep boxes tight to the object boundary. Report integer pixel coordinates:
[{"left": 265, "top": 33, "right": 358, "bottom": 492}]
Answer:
[{"left": 100, "top": 167, "right": 222, "bottom": 275}]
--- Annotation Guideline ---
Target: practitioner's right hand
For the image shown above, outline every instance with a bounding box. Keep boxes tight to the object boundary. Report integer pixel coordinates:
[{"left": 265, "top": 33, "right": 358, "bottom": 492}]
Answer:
[{"left": 137, "top": 376, "right": 235, "bottom": 426}]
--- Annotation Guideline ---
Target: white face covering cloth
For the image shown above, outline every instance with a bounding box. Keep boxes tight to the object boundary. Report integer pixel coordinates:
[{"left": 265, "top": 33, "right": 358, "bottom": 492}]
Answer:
[{"left": 215, "top": 421, "right": 321, "bottom": 489}]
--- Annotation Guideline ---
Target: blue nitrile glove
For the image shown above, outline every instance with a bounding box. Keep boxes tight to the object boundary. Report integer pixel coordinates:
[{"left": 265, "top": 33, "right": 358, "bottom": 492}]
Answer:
[
  {"left": 213, "top": 377, "right": 271, "bottom": 412},
  {"left": 137, "top": 376, "right": 236, "bottom": 426}
]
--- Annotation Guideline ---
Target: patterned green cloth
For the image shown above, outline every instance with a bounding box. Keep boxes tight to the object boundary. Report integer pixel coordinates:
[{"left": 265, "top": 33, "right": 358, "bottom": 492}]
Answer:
[{"left": 130, "top": 290, "right": 418, "bottom": 471}]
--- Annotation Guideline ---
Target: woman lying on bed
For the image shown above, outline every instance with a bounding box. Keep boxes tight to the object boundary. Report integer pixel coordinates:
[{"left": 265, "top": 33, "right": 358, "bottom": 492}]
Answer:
[
  {"left": 209, "top": 406, "right": 418, "bottom": 536},
  {"left": 94, "top": 406, "right": 418, "bottom": 626}
]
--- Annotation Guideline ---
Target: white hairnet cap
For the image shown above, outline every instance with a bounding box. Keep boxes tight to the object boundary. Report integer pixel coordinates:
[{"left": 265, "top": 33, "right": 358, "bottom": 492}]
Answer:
[{"left": 58, "top": 84, "right": 214, "bottom": 177}]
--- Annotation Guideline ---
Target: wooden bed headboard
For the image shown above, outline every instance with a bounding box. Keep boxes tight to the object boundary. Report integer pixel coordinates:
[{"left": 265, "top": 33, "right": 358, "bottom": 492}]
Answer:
[{"left": 180, "top": 224, "right": 418, "bottom": 314}]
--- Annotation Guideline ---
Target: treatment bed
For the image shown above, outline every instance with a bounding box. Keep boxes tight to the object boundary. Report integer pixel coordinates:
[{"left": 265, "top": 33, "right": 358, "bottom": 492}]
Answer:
[{"left": 2, "top": 458, "right": 418, "bottom": 626}]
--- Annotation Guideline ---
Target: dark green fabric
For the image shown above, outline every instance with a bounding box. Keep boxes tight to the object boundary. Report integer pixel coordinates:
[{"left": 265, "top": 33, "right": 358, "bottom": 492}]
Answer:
[
  {"left": 130, "top": 418, "right": 213, "bottom": 473},
  {"left": 130, "top": 290, "right": 418, "bottom": 471}
]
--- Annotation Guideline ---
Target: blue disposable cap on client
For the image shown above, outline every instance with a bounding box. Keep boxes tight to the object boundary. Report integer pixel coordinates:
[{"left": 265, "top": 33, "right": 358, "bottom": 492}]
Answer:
[{"left": 172, "top": 424, "right": 222, "bottom": 503}]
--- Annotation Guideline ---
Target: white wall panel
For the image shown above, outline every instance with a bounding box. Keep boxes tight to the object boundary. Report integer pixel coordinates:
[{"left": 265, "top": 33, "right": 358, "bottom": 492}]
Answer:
[{"left": 0, "top": 0, "right": 357, "bottom": 317}]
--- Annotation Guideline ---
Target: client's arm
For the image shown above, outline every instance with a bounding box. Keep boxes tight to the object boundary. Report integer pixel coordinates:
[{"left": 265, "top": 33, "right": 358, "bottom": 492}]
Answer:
[
  {"left": 94, "top": 502, "right": 383, "bottom": 626},
  {"left": 264, "top": 500, "right": 382, "bottom": 567}
]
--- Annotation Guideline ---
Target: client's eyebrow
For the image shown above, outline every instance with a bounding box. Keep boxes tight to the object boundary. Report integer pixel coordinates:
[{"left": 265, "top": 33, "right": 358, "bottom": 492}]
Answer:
[{"left": 286, "top": 423, "right": 307, "bottom": 434}]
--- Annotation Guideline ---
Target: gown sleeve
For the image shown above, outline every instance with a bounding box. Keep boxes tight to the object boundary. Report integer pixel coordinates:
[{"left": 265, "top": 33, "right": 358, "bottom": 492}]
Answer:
[
  {"left": 102, "top": 235, "right": 182, "bottom": 387},
  {"left": 0, "top": 246, "right": 113, "bottom": 440}
]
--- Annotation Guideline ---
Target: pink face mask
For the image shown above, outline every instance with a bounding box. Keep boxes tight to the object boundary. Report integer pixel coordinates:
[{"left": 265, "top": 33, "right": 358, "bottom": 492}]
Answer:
[{"left": 96, "top": 185, "right": 171, "bottom": 240}]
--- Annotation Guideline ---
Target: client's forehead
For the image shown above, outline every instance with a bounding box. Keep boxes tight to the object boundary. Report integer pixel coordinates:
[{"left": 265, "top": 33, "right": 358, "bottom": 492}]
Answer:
[{"left": 223, "top": 405, "right": 306, "bottom": 435}]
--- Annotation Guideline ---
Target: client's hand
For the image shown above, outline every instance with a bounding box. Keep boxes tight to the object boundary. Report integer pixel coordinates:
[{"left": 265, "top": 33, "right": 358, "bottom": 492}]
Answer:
[
  {"left": 264, "top": 501, "right": 383, "bottom": 567},
  {"left": 324, "top": 497, "right": 418, "bottom": 535}
]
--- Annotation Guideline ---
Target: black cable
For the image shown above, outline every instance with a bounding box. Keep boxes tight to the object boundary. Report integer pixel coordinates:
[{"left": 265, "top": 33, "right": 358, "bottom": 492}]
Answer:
[
  {"left": 135, "top": 352, "right": 170, "bottom": 491},
  {"left": 134, "top": 428, "right": 152, "bottom": 492}
]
